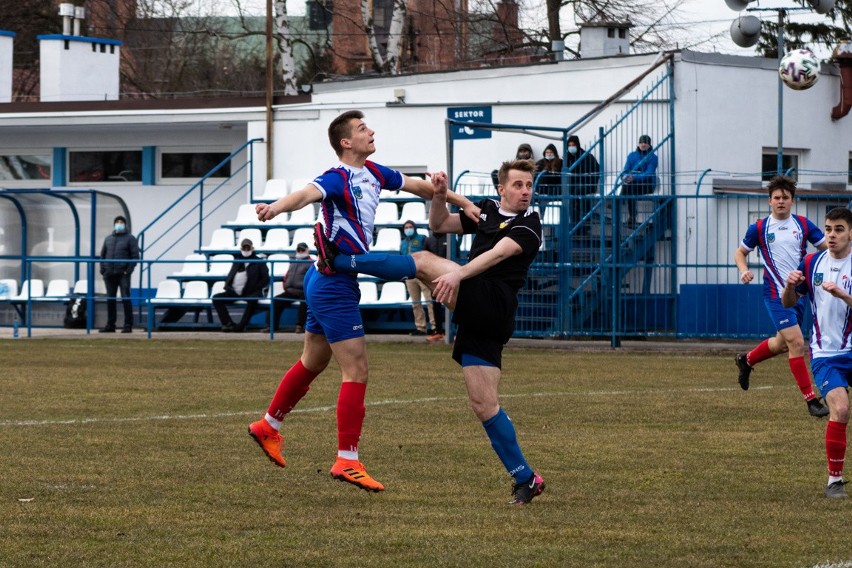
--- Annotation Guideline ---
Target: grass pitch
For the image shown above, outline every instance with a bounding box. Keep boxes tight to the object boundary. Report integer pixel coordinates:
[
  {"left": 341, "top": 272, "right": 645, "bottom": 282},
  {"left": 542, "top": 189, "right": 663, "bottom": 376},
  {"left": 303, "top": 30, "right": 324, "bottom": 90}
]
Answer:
[{"left": 1, "top": 339, "right": 850, "bottom": 568}]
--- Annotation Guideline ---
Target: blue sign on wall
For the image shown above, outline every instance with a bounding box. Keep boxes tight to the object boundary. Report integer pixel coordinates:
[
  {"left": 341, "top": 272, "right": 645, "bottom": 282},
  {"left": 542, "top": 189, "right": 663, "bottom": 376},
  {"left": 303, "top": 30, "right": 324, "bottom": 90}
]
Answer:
[{"left": 447, "top": 106, "right": 492, "bottom": 140}]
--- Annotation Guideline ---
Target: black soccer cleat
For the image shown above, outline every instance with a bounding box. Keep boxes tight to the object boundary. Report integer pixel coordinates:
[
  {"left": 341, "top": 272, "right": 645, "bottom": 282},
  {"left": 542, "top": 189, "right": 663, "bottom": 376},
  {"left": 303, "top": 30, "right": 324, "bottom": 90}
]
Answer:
[
  {"left": 508, "top": 472, "right": 545, "bottom": 506},
  {"left": 313, "top": 222, "right": 339, "bottom": 276},
  {"left": 807, "top": 398, "right": 830, "bottom": 418},
  {"left": 824, "top": 480, "right": 848, "bottom": 499},
  {"left": 735, "top": 353, "right": 752, "bottom": 391}
]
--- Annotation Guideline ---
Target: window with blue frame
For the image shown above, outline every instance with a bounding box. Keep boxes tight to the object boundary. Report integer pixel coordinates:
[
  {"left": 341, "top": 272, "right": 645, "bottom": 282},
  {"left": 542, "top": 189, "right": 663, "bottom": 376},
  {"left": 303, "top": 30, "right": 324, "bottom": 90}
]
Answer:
[
  {"left": 160, "top": 152, "right": 231, "bottom": 179},
  {"left": 69, "top": 150, "right": 142, "bottom": 182}
]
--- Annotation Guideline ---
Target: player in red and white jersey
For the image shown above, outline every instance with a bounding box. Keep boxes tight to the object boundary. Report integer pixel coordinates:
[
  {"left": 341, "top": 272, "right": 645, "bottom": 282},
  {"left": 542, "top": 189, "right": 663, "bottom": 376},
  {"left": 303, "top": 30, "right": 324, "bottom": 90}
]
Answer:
[{"left": 783, "top": 207, "right": 852, "bottom": 498}]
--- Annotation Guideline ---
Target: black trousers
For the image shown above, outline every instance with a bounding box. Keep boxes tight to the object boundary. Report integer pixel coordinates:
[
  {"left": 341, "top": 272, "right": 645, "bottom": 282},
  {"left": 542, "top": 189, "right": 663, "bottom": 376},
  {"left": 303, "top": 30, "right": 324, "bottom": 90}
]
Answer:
[
  {"left": 269, "top": 289, "right": 307, "bottom": 330},
  {"left": 213, "top": 290, "right": 259, "bottom": 330},
  {"left": 103, "top": 273, "right": 132, "bottom": 329}
]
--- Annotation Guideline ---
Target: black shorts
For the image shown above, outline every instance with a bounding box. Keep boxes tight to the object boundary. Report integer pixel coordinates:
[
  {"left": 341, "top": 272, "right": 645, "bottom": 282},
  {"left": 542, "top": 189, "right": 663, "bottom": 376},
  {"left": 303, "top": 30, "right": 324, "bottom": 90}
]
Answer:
[{"left": 451, "top": 277, "right": 517, "bottom": 369}]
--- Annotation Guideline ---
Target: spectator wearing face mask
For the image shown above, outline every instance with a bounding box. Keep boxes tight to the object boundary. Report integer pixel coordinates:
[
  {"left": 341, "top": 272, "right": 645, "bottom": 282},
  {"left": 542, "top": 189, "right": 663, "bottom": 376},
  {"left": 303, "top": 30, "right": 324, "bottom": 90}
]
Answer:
[
  {"left": 99, "top": 214, "right": 139, "bottom": 333},
  {"left": 264, "top": 242, "right": 311, "bottom": 333},
  {"left": 491, "top": 143, "right": 535, "bottom": 189},
  {"left": 563, "top": 135, "right": 601, "bottom": 226},
  {"left": 212, "top": 238, "right": 270, "bottom": 332},
  {"left": 535, "top": 143, "right": 563, "bottom": 196},
  {"left": 400, "top": 220, "right": 436, "bottom": 336}
]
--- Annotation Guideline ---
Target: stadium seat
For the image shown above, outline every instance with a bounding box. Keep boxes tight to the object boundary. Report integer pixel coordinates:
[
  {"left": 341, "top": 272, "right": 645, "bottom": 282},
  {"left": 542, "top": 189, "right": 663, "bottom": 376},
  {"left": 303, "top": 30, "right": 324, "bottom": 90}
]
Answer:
[
  {"left": 9, "top": 279, "right": 44, "bottom": 301},
  {"left": 201, "top": 228, "right": 236, "bottom": 251},
  {"left": 374, "top": 202, "right": 400, "bottom": 226},
  {"left": 43, "top": 279, "right": 70, "bottom": 299},
  {"left": 258, "top": 281, "right": 285, "bottom": 307},
  {"left": 210, "top": 281, "right": 226, "bottom": 297},
  {"left": 262, "top": 228, "right": 290, "bottom": 252},
  {"left": 267, "top": 253, "right": 291, "bottom": 280},
  {"left": 288, "top": 205, "right": 317, "bottom": 226},
  {"left": 372, "top": 228, "right": 401, "bottom": 252},
  {"left": 205, "top": 254, "right": 234, "bottom": 277},
  {"left": 226, "top": 203, "right": 259, "bottom": 226},
  {"left": 541, "top": 205, "right": 561, "bottom": 226},
  {"left": 376, "top": 281, "right": 408, "bottom": 304},
  {"left": 400, "top": 201, "right": 427, "bottom": 225},
  {"left": 358, "top": 281, "right": 378, "bottom": 305},
  {"left": 289, "top": 178, "right": 312, "bottom": 193},
  {"left": 180, "top": 281, "right": 211, "bottom": 303},
  {"left": 237, "top": 228, "right": 263, "bottom": 249},
  {"left": 150, "top": 280, "right": 182, "bottom": 305},
  {"left": 0, "top": 279, "right": 18, "bottom": 299},
  {"left": 173, "top": 253, "right": 208, "bottom": 276},
  {"left": 72, "top": 279, "right": 107, "bottom": 295},
  {"left": 458, "top": 234, "right": 472, "bottom": 253},
  {"left": 260, "top": 179, "right": 288, "bottom": 200},
  {"left": 289, "top": 228, "right": 315, "bottom": 252}
]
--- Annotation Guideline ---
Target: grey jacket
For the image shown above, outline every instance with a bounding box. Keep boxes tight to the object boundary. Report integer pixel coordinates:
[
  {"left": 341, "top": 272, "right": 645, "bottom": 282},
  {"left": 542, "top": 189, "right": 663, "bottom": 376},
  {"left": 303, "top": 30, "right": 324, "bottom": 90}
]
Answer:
[{"left": 100, "top": 231, "right": 140, "bottom": 276}]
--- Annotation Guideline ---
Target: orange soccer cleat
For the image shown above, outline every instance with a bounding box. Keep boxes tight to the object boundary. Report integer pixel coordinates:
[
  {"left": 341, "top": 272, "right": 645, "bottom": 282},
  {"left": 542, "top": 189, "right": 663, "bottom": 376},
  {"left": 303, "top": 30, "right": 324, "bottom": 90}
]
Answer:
[
  {"left": 248, "top": 419, "right": 286, "bottom": 468},
  {"left": 329, "top": 457, "right": 385, "bottom": 492}
]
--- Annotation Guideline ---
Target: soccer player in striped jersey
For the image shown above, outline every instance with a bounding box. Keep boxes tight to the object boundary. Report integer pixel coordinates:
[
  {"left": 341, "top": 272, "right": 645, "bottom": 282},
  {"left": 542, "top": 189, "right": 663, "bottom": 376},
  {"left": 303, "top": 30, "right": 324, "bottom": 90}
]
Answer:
[
  {"left": 782, "top": 207, "right": 852, "bottom": 498},
  {"left": 247, "top": 110, "right": 478, "bottom": 492},
  {"left": 733, "top": 176, "right": 828, "bottom": 417}
]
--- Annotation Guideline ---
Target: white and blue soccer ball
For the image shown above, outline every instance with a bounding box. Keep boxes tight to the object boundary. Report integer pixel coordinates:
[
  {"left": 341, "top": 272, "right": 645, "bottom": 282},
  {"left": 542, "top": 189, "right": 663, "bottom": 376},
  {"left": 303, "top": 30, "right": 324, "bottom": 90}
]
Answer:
[{"left": 778, "top": 48, "right": 820, "bottom": 91}]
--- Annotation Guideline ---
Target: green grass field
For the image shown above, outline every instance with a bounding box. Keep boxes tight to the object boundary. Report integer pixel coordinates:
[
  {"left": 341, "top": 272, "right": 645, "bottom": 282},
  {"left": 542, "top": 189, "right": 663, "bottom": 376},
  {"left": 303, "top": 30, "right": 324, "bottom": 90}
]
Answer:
[{"left": 1, "top": 339, "right": 850, "bottom": 568}]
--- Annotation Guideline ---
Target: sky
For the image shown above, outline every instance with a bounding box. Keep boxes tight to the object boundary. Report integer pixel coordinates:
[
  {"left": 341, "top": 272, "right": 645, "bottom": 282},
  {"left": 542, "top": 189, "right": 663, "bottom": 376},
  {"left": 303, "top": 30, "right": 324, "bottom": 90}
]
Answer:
[{"left": 213, "top": 0, "right": 838, "bottom": 58}]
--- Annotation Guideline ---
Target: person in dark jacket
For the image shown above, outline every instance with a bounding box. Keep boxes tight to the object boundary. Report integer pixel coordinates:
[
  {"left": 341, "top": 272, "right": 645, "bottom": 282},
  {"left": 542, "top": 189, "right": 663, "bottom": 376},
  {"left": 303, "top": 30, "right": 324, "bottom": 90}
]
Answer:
[
  {"left": 99, "top": 215, "right": 140, "bottom": 333},
  {"left": 491, "top": 143, "right": 534, "bottom": 189},
  {"left": 563, "top": 135, "right": 601, "bottom": 226},
  {"left": 265, "top": 242, "right": 311, "bottom": 333},
  {"left": 620, "top": 134, "right": 659, "bottom": 226},
  {"left": 534, "top": 143, "right": 563, "bottom": 196},
  {"left": 213, "top": 238, "right": 270, "bottom": 332},
  {"left": 423, "top": 229, "right": 448, "bottom": 340}
]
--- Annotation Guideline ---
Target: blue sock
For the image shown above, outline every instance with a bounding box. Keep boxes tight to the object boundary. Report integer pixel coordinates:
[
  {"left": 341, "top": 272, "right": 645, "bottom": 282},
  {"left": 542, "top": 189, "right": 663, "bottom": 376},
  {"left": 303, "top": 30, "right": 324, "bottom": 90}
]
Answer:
[
  {"left": 331, "top": 253, "right": 416, "bottom": 280},
  {"left": 482, "top": 408, "right": 533, "bottom": 484}
]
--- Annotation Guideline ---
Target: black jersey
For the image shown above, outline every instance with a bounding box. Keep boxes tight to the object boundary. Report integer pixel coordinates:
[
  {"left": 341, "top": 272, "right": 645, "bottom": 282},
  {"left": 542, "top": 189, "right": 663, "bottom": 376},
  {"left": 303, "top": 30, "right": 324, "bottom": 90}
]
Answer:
[{"left": 459, "top": 199, "right": 542, "bottom": 292}]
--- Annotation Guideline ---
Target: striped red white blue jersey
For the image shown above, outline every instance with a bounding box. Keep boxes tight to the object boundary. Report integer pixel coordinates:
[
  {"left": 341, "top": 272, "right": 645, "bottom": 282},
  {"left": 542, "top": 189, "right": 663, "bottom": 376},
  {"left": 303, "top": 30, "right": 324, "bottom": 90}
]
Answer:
[
  {"left": 309, "top": 160, "right": 404, "bottom": 255},
  {"left": 741, "top": 214, "right": 824, "bottom": 299},
  {"left": 796, "top": 250, "right": 852, "bottom": 359}
]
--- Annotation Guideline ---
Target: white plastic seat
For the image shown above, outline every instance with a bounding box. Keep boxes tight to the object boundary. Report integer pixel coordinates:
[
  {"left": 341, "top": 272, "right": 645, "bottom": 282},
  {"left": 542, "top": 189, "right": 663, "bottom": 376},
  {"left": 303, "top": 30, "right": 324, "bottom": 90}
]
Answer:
[
  {"left": 180, "top": 281, "right": 211, "bottom": 303},
  {"left": 400, "top": 201, "right": 428, "bottom": 225},
  {"left": 267, "top": 253, "right": 291, "bottom": 280},
  {"left": 372, "top": 228, "right": 401, "bottom": 252},
  {"left": 150, "top": 280, "right": 182, "bottom": 305},
  {"left": 262, "top": 228, "right": 290, "bottom": 252},
  {"left": 44, "top": 279, "right": 70, "bottom": 298},
  {"left": 542, "top": 205, "right": 561, "bottom": 226},
  {"left": 227, "top": 203, "right": 262, "bottom": 226},
  {"left": 288, "top": 228, "right": 315, "bottom": 252},
  {"left": 374, "top": 202, "right": 400, "bottom": 226},
  {"left": 0, "top": 279, "right": 18, "bottom": 299},
  {"left": 72, "top": 279, "right": 107, "bottom": 295},
  {"left": 210, "top": 281, "right": 226, "bottom": 297},
  {"left": 358, "top": 281, "right": 378, "bottom": 305},
  {"left": 289, "top": 178, "right": 312, "bottom": 193},
  {"left": 259, "top": 281, "right": 285, "bottom": 306},
  {"left": 10, "top": 279, "right": 44, "bottom": 301},
  {"left": 261, "top": 179, "right": 288, "bottom": 200},
  {"left": 201, "top": 228, "right": 235, "bottom": 251},
  {"left": 288, "top": 205, "right": 317, "bottom": 226},
  {"left": 376, "top": 281, "right": 408, "bottom": 304},
  {"left": 458, "top": 234, "right": 473, "bottom": 253},
  {"left": 237, "top": 228, "right": 263, "bottom": 249},
  {"left": 205, "top": 254, "right": 234, "bottom": 277},
  {"left": 173, "top": 253, "right": 208, "bottom": 276}
]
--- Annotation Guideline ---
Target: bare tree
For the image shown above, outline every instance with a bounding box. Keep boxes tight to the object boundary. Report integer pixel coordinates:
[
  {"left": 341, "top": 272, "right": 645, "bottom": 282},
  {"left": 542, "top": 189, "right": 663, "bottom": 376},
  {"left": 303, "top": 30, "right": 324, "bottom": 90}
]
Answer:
[{"left": 273, "top": 1, "right": 298, "bottom": 95}]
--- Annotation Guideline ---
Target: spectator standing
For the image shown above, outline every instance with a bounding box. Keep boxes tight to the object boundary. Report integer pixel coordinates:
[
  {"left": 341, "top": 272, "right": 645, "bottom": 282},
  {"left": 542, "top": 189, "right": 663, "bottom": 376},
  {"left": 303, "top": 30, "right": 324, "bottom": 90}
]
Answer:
[
  {"left": 491, "top": 143, "right": 534, "bottom": 189},
  {"left": 619, "top": 134, "right": 659, "bottom": 227},
  {"left": 212, "top": 238, "right": 269, "bottom": 332},
  {"left": 265, "top": 242, "right": 311, "bottom": 333},
  {"left": 99, "top": 215, "right": 139, "bottom": 333},
  {"left": 423, "top": 229, "right": 448, "bottom": 341},
  {"left": 400, "top": 220, "right": 435, "bottom": 335},
  {"left": 563, "top": 135, "right": 600, "bottom": 226},
  {"left": 534, "top": 143, "right": 563, "bottom": 196},
  {"left": 782, "top": 207, "right": 852, "bottom": 498}
]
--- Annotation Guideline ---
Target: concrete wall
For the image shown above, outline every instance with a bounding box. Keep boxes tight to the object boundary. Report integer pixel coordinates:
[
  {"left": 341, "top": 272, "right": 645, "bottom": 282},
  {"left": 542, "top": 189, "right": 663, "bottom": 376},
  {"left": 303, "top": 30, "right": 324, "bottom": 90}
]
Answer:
[{"left": 39, "top": 35, "right": 121, "bottom": 102}]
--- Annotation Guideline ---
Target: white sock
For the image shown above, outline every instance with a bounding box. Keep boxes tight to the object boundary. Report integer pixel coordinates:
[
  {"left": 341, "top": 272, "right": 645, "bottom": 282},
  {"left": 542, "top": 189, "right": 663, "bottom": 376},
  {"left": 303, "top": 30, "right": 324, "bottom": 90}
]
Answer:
[
  {"left": 338, "top": 449, "right": 358, "bottom": 461},
  {"left": 828, "top": 475, "right": 843, "bottom": 485},
  {"left": 264, "top": 413, "right": 282, "bottom": 431}
]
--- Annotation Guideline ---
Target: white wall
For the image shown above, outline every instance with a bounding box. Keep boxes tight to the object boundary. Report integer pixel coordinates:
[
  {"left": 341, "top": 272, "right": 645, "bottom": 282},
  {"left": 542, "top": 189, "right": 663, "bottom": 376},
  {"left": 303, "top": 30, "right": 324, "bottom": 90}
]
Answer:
[
  {"left": 39, "top": 36, "right": 120, "bottom": 102},
  {"left": 0, "top": 33, "right": 13, "bottom": 103}
]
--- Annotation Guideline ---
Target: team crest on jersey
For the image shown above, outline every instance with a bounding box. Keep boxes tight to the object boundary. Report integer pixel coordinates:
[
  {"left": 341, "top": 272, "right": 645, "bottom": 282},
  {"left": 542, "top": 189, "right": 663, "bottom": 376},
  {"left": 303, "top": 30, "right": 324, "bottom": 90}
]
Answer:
[
  {"left": 767, "top": 233, "right": 775, "bottom": 244},
  {"left": 814, "top": 273, "right": 824, "bottom": 286},
  {"left": 352, "top": 185, "right": 363, "bottom": 199},
  {"left": 499, "top": 221, "right": 509, "bottom": 229}
]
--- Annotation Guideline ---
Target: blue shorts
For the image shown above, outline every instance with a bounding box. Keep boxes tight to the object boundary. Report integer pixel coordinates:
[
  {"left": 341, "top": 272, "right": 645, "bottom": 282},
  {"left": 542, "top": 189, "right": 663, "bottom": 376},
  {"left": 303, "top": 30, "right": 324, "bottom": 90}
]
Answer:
[
  {"left": 303, "top": 268, "right": 364, "bottom": 344},
  {"left": 764, "top": 297, "right": 804, "bottom": 332},
  {"left": 811, "top": 352, "right": 852, "bottom": 398}
]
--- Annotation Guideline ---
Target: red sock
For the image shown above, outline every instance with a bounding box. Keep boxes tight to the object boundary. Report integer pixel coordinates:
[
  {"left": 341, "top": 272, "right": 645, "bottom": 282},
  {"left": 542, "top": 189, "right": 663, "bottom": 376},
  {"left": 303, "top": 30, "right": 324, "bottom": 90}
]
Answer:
[
  {"left": 266, "top": 360, "right": 320, "bottom": 421},
  {"left": 337, "top": 381, "right": 367, "bottom": 455},
  {"left": 788, "top": 356, "right": 817, "bottom": 401},
  {"left": 747, "top": 339, "right": 774, "bottom": 366},
  {"left": 826, "top": 420, "right": 847, "bottom": 478}
]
